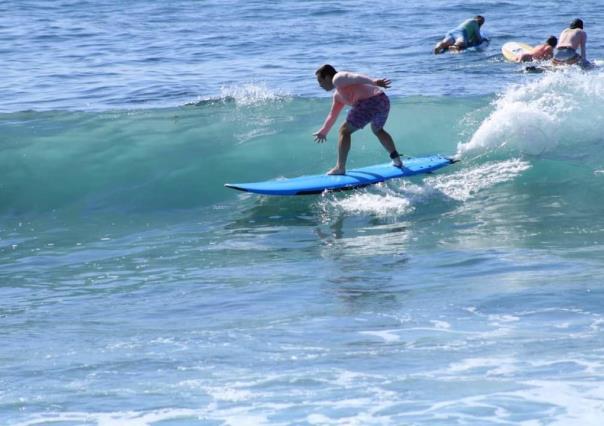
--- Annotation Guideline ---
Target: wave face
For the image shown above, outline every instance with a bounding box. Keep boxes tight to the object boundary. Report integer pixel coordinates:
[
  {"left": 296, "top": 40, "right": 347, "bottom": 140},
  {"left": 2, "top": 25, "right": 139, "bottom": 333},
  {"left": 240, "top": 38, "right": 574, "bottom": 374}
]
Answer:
[
  {"left": 1, "top": 87, "right": 291, "bottom": 213},
  {"left": 0, "top": 87, "right": 479, "bottom": 213},
  {"left": 3, "top": 70, "right": 604, "bottom": 216}
]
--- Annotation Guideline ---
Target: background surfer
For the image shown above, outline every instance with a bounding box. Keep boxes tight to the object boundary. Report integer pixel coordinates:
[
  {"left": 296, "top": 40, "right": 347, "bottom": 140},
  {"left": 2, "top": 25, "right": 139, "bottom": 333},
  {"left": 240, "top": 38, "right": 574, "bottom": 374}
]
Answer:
[
  {"left": 553, "top": 18, "right": 589, "bottom": 67},
  {"left": 434, "top": 16, "right": 485, "bottom": 54},
  {"left": 313, "top": 64, "right": 403, "bottom": 175},
  {"left": 515, "top": 36, "right": 557, "bottom": 62}
]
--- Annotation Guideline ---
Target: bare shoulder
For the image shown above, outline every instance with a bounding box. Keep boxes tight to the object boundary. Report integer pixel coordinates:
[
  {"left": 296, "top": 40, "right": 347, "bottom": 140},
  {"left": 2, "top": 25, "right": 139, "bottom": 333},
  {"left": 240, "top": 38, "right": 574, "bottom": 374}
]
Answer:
[
  {"left": 332, "top": 71, "right": 351, "bottom": 83},
  {"left": 332, "top": 71, "right": 363, "bottom": 88}
]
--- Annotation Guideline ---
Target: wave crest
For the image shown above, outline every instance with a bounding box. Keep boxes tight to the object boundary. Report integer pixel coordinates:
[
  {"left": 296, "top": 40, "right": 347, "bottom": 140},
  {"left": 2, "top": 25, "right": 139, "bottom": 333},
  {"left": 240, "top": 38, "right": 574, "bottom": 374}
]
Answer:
[
  {"left": 188, "top": 83, "right": 289, "bottom": 107},
  {"left": 457, "top": 69, "right": 604, "bottom": 160}
]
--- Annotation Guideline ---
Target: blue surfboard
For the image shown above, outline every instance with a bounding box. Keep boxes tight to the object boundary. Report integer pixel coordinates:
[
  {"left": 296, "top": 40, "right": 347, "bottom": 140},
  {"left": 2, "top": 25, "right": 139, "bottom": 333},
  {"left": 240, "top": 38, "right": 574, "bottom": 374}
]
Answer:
[{"left": 225, "top": 155, "right": 456, "bottom": 196}]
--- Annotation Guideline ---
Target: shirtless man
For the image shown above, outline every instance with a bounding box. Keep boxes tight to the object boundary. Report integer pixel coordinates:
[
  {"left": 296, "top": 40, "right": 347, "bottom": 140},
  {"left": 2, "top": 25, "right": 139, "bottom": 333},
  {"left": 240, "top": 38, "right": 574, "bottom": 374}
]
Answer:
[
  {"left": 552, "top": 18, "right": 588, "bottom": 67},
  {"left": 516, "top": 36, "right": 557, "bottom": 62},
  {"left": 313, "top": 64, "right": 402, "bottom": 175}
]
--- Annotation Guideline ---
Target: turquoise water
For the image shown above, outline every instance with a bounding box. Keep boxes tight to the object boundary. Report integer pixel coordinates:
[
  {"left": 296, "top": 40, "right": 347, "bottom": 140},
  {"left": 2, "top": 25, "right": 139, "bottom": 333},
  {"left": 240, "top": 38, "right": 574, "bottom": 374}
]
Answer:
[{"left": 3, "top": 1, "right": 604, "bottom": 425}]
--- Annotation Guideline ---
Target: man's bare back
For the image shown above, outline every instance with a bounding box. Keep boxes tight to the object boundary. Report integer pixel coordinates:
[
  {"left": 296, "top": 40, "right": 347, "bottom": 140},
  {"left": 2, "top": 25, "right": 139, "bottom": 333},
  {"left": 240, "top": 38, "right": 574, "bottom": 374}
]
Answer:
[{"left": 557, "top": 28, "right": 585, "bottom": 50}]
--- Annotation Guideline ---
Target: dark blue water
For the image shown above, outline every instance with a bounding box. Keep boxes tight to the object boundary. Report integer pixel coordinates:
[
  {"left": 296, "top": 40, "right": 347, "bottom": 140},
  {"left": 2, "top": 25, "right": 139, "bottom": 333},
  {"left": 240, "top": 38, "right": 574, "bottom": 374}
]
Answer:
[{"left": 2, "top": 0, "right": 603, "bottom": 111}]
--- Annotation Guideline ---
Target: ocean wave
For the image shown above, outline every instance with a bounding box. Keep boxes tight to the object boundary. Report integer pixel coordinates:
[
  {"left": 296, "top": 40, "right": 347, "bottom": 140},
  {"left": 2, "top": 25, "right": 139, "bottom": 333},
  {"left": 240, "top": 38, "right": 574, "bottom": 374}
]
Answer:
[
  {"left": 1, "top": 86, "right": 599, "bottom": 215},
  {"left": 187, "top": 83, "right": 291, "bottom": 107},
  {"left": 322, "top": 159, "right": 531, "bottom": 220},
  {"left": 457, "top": 69, "right": 604, "bottom": 161}
]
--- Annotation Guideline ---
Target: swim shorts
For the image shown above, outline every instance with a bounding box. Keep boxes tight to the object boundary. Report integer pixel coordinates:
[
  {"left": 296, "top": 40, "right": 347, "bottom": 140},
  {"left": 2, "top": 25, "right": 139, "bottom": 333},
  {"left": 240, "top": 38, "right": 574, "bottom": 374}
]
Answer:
[
  {"left": 444, "top": 29, "right": 466, "bottom": 45},
  {"left": 553, "top": 47, "right": 580, "bottom": 64},
  {"left": 346, "top": 92, "right": 390, "bottom": 131}
]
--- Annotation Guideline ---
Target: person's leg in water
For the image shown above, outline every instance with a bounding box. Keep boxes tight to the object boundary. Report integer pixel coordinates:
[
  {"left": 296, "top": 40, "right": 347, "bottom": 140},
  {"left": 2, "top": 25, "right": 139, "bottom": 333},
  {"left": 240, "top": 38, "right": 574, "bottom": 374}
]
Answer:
[
  {"left": 372, "top": 124, "right": 402, "bottom": 168},
  {"left": 448, "top": 34, "right": 468, "bottom": 52},
  {"left": 435, "top": 31, "right": 464, "bottom": 54},
  {"left": 327, "top": 122, "right": 356, "bottom": 175},
  {"left": 434, "top": 38, "right": 454, "bottom": 54},
  {"left": 370, "top": 93, "right": 402, "bottom": 167},
  {"left": 434, "top": 31, "right": 455, "bottom": 54},
  {"left": 448, "top": 41, "right": 466, "bottom": 52},
  {"left": 434, "top": 40, "right": 451, "bottom": 54}
]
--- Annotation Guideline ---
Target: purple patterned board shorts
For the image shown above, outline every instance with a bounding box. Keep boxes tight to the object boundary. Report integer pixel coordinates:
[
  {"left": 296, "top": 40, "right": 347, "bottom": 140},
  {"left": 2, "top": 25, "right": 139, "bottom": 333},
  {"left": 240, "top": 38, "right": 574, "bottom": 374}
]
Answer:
[{"left": 346, "top": 92, "right": 390, "bottom": 131}]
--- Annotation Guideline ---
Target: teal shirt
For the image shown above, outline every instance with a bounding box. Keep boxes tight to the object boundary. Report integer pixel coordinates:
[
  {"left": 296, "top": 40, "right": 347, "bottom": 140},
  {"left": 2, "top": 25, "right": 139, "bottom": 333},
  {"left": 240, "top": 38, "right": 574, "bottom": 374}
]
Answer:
[{"left": 459, "top": 19, "right": 481, "bottom": 46}]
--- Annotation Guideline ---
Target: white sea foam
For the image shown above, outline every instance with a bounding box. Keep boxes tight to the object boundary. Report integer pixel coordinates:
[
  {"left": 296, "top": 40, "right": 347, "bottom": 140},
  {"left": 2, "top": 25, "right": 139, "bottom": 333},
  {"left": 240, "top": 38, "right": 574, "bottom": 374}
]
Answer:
[
  {"left": 457, "top": 70, "right": 604, "bottom": 158},
  {"left": 430, "top": 320, "right": 451, "bottom": 330},
  {"left": 204, "top": 385, "right": 255, "bottom": 402},
  {"left": 359, "top": 329, "right": 401, "bottom": 343},
  {"left": 13, "top": 409, "right": 206, "bottom": 426},
  {"left": 325, "top": 159, "right": 530, "bottom": 218},
  {"left": 507, "top": 380, "right": 604, "bottom": 426},
  {"left": 447, "top": 356, "right": 518, "bottom": 376},
  {"left": 487, "top": 313, "right": 520, "bottom": 324},
  {"left": 426, "top": 159, "right": 531, "bottom": 202},
  {"left": 219, "top": 82, "right": 288, "bottom": 106},
  {"left": 329, "top": 189, "right": 414, "bottom": 217},
  {"left": 14, "top": 359, "right": 604, "bottom": 426},
  {"left": 13, "top": 406, "right": 277, "bottom": 426}
]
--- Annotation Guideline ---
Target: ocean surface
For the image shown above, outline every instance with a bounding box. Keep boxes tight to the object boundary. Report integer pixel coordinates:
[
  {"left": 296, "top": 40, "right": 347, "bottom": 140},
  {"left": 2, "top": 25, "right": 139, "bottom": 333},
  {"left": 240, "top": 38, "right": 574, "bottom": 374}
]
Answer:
[{"left": 3, "top": 1, "right": 604, "bottom": 425}]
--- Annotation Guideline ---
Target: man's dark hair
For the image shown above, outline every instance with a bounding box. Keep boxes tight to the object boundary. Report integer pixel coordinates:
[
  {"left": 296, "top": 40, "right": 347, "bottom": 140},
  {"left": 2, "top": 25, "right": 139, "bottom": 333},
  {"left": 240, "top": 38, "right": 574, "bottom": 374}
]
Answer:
[
  {"left": 570, "top": 18, "right": 583, "bottom": 29},
  {"left": 316, "top": 64, "right": 337, "bottom": 79},
  {"left": 475, "top": 15, "right": 485, "bottom": 26},
  {"left": 546, "top": 36, "right": 558, "bottom": 47}
]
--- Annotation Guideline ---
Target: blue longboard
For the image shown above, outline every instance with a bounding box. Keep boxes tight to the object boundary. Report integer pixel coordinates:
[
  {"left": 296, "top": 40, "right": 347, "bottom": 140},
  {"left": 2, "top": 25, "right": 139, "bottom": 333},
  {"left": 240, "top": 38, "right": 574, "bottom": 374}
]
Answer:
[{"left": 225, "top": 155, "right": 456, "bottom": 196}]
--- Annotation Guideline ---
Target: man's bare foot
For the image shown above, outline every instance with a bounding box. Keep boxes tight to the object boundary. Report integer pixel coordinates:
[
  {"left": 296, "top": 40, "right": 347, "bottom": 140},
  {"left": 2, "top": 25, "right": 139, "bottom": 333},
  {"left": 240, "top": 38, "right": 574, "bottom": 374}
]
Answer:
[
  {"left": 327, "top": 166, "right": 346, "bottom": 175},
  {"left": 392, "top": 158, "right": 403, "bottom": 168}
]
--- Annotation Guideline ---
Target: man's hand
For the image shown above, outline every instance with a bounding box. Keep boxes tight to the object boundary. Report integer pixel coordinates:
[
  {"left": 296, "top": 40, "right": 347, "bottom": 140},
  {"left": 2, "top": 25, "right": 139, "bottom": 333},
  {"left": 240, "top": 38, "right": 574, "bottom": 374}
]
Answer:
[
  {"left": 313, "top": 132, "right": 327, "bottom": 143},
  {"left": 375, "top": 78, "right": 391, "bottom": 89}
]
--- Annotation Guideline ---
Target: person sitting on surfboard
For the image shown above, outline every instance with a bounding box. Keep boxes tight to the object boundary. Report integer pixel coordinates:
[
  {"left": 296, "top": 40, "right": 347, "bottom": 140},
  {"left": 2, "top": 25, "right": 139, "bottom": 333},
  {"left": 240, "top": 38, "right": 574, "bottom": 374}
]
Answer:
[
  {"left": 313, "top": 64, "right": 402, "bottom": 175},
  {"left": 552, "top": 18, "right": 588, "bottom": 67},
  {"left": 434, "top": 16, "right": 485, "bottom": 54},
  {"left": 515, "top": 36, "right": 557, "bottom": 62}
]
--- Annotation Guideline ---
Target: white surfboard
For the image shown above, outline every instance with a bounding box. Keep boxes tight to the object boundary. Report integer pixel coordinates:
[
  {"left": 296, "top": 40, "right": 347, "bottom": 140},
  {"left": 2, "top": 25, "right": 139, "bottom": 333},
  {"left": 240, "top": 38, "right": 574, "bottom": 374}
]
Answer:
[{"left": 502, "top": 41, "right": 533, "bottom": 62}]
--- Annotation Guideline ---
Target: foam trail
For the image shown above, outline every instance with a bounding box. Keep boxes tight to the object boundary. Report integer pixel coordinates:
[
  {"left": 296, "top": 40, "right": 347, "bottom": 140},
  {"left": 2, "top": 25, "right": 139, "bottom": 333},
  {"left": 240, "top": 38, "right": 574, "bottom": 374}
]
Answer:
[
  {"left": 323, "top": 159, "right": 530, "bottom": 220},
  {"left": 457, "top": 70, "right": 604, "bottom": 158},
  {"left": 426, "top": 159, "right": 531, "bottom": 202},
  {"left": 327, "top": 190, "right": 414, "bottom": 217}
]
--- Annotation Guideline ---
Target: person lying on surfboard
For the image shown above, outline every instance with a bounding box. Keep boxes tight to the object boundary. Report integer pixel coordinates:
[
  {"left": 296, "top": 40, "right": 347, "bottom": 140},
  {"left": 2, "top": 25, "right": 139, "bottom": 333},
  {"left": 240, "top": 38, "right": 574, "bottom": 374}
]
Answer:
[
  {"left": 434, "top": 16, "right": 485, "bottom": 54},
  {"left": 552, "top": 18, "right": 590, "bottom": 67},
  {"left": 313, "top": 64, "right": 403, "bottom": 176},
  {"left": 515, "top": 36, "right": 557, "bottom": 62}
]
